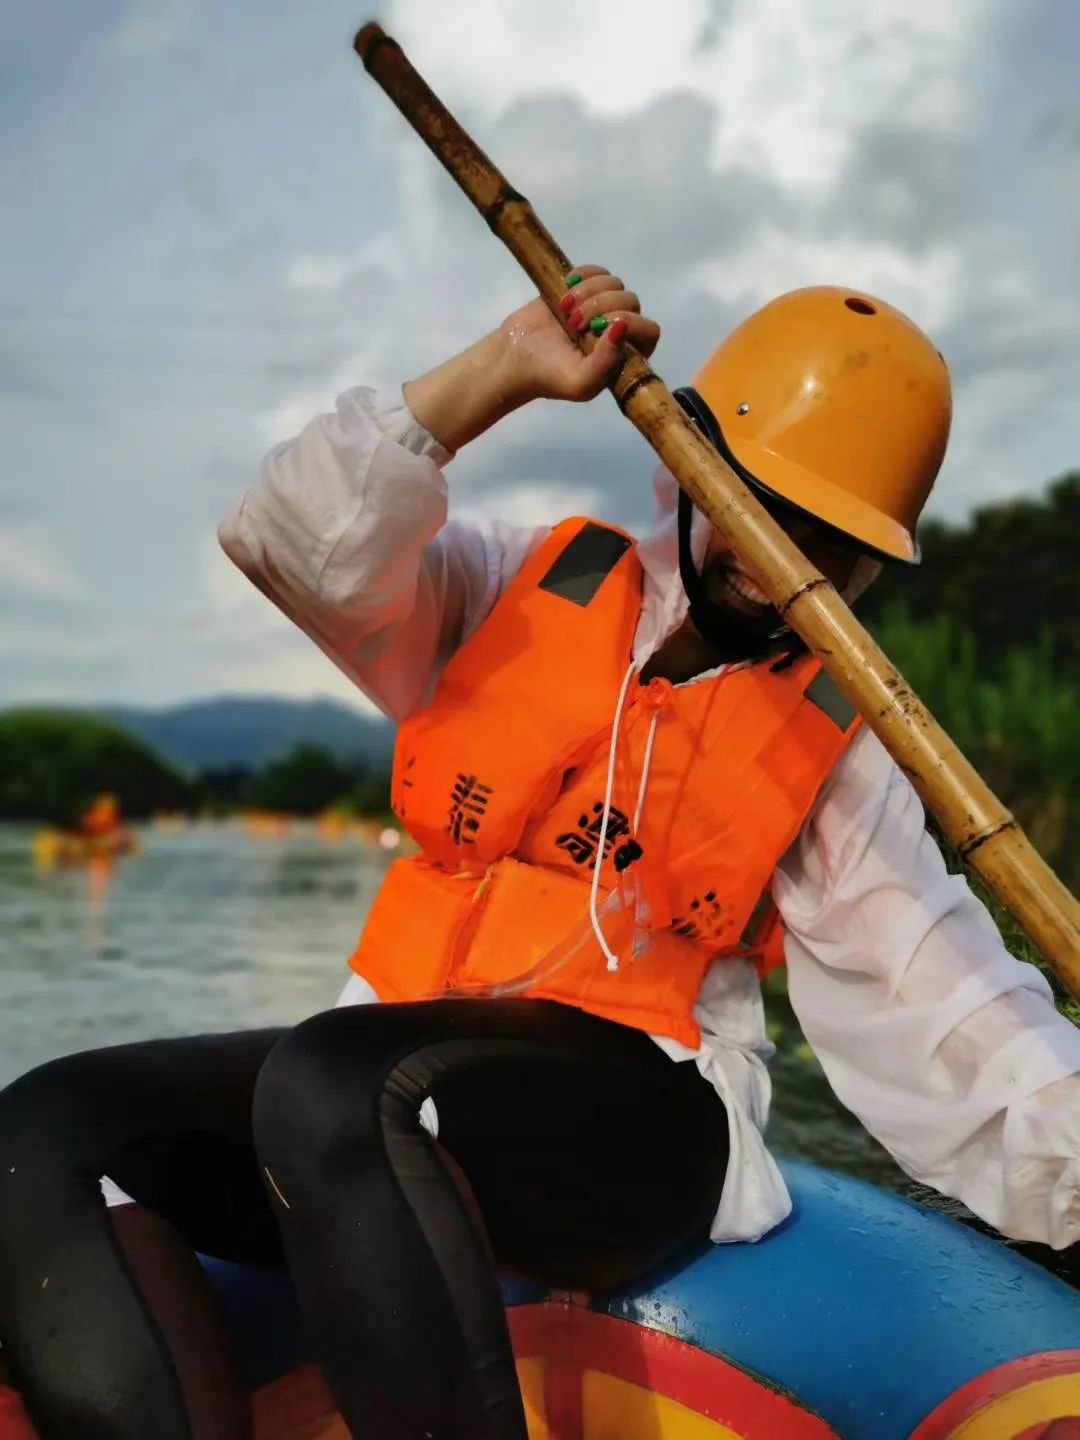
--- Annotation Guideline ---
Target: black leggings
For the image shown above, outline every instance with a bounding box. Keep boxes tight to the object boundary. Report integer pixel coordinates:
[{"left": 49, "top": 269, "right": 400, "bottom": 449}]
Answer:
[{"left": 0, "top": 1000, "right": 729, "bottom": 1440}]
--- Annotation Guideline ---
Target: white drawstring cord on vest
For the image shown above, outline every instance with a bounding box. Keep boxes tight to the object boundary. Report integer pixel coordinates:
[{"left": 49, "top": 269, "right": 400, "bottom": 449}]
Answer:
[
  {"left": 627, "top": 707, "right": 662, "bottom": 960},
  {"left": 589, "top": 661, "right": 729, "bottom": 972},
  {"left": 589, "top": 659, "right": 640, "bottom": 972},
  {"left": 634, "top": 710, "right": 660, "bottom": 832}
]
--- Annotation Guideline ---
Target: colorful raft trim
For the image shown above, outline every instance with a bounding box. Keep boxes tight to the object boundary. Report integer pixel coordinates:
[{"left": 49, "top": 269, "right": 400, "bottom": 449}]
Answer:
[
  {"left": 245, "top": 1335, "right": 1080, "bottom": 1440},
  {"left": 596, "top": 1161, "right": 1080, "bottom": 1439},
  {"left": 206, "top": 1160, "right": 1080, "bottom": 1440},
  {"left": 247, "top": 1318, "right": 837, "bottom": 1440},
  {"left": 908, "top": 1351, "right": 1080, "bottom": 1439},
  {"left": 507, "top": 1302, "right": 838, "bottom": 1438}
]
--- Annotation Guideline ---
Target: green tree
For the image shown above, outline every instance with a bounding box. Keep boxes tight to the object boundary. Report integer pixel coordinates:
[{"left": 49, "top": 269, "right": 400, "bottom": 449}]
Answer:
[
  {"left": 246, "top": 744, "right": 365, "bottom": 816},
  {"left": 861, "top": 472, "right": 1080, "bottom": 677},
  {"left": 0, "top": 710, "right": 192, "bottom": 824},
  {"left": 350, "top": 769, "right": 392, "bottom": 817},
  {"left": 870, "top": 605, "right": 1077, "bottom": 889},
  {"left": 193, "top": 765, "right": 256, "bottom": 816}
]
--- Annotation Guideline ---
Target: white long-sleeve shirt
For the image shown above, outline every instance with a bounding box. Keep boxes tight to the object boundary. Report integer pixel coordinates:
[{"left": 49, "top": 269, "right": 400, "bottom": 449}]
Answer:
[{"left": 219, "top": 383, "right": 1080, "bottom": 1250}]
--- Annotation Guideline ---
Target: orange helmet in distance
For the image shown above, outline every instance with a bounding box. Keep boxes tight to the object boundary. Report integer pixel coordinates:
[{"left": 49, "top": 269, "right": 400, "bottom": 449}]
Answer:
[{"left": 680, "top": 287, "right": 952, "bottom": 562}]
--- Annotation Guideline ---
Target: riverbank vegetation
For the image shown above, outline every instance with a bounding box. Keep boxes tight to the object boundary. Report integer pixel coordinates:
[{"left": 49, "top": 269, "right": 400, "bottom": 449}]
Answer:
[
  {"left": 856, "top": 475, "right": 1079, "bottom": 1022},
  {"left": 0, "top": 714, "right": 392, "bottom": 828},
  {"left": 0, "top": 710, "right": 191, "bottom": 826}
]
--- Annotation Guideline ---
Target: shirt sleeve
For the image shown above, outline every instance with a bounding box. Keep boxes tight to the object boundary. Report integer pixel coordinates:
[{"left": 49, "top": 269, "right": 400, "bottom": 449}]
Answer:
[
  {"left": 218, "top": 384, "right": 548, "bottom": 721},
  {"left": 774, "top": 725, "right": 1080, "bottom": 1249}
]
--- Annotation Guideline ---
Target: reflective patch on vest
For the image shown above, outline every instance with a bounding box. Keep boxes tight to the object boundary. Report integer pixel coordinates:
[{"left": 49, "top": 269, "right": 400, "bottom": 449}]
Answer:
[
  {"left": 538, "top": 522, "right": 632, "bottom": 606},
  {"left": 805, "top": 671, "right": 858, "bottom": 732}
]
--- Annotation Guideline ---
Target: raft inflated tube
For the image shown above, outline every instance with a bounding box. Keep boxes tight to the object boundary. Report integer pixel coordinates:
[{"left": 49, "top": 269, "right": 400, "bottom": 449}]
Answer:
[{"left": 202, "top": 1161, "right": 1080, "bottom": 1440}]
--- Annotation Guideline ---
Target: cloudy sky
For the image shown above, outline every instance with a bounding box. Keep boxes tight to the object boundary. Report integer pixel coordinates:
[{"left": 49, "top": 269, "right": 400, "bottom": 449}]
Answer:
[{"left": 3, "top": 0, "right": 1078, "bottom": 713}]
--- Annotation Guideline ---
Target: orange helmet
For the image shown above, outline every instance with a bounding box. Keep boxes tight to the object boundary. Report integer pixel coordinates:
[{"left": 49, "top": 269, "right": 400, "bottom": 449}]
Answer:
[{"left": 681, "top": 286, "right": 952, "bottom": 562}]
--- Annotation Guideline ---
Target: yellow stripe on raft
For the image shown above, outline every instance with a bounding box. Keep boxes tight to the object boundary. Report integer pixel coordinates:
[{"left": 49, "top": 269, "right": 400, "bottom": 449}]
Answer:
[
  {"left": 251, "top": 1353, "right": 798, "bottom": 1438},
  {"left": 583, "top": 1369, "right": 745, "bottom": 1439},
  {"left": 517, "top": 1357, "right": 549, "bottom": 1440},
  {"left": 947, "top": 1373, "right": 1080, "bottom": 1438},
  {"left": 251, "top": 1358, "right": 551, "bottom": 1440}
]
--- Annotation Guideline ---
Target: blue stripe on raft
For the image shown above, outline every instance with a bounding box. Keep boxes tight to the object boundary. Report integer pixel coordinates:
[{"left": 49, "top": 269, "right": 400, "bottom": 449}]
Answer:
[
  {"left": 201, "top": 1261, "right": 307, "bottom": 1388},
  {"left": 200, "top": 1259, "right": 546, "bottom": 1389},
  {"left": 600, "top": 1159, "right": 1080, "bottom": 1440}
]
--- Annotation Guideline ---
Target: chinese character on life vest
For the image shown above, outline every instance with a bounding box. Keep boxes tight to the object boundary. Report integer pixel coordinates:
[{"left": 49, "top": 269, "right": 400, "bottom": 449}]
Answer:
[
  {"left": 672, "top": 891, "right": 725, "bottom": 942},
  {"left": 446, "top": 773, "right": 494, "bottom": 846},
  {"left": 555, "top": 802, "right": 630, "bottom": 869}
]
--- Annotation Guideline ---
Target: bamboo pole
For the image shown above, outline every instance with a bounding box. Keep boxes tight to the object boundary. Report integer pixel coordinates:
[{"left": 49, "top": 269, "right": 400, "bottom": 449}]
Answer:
[{"left": 353, "top": 22, "right": 1080, "bottom": 995}]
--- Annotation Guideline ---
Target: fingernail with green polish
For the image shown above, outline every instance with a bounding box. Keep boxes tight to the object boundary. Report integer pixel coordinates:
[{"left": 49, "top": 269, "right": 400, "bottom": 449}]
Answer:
[
  {"left": 567, "top": 272, "right": 583, "bottom": 287},
  {"left": 589, "top": 315, "right": 609, "bottom": 335}
]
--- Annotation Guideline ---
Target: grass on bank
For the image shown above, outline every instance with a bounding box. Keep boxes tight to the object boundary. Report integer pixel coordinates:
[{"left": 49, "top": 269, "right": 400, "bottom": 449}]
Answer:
[{"left": 868, "top": 603, "right": 1079, "bottom": 1026}]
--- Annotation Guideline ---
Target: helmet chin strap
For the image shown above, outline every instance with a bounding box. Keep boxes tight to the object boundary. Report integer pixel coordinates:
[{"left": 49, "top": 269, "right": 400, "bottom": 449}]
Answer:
[
  {"left": 673, "top": 384, "right": 806, "bottom": 667},
  {"left": 677, "top": 486, "right": 726, "bottom": 644},
  {"left": 676, "top": 488, "right": 796, "bottom": 661}
]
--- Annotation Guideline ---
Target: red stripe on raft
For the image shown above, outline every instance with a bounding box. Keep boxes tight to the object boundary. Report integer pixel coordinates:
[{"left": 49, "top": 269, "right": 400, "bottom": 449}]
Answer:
[
  {"left": 251, "top": 1363, "right": 338, "bottom": 1440},
  {"left": 908, "top": 1350, "right": 1080, "bottom": 1440},
  {"left": 508, "top": 1302, "right": 838, "bottom": 1438},
  {"left": 1013, "top": 1421, "right": 1080, "bottom": 1440},
  {"left": 531, "top": 1296, "right": 584, "bottom": 1437}
]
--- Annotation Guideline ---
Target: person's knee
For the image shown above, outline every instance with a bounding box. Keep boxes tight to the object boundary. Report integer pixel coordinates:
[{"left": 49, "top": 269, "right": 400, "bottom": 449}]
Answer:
[
  {"left": 0, "top": 1053, "right": 116, "bottom": 1272},
  {"left": 0, "top": 1052, "right": 105, "bottom": 1172},
  {"left": 253, "top": 1009, "right": 387, "bottom": 1171}
]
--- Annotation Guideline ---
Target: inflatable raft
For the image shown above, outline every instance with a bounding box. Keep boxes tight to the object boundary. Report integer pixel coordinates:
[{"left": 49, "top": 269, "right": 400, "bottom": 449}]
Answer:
[
  {"left": 205, "top": 1160, "right": 1080, "bottom": 1440},
  {"left": 31, "top": 827, "right": 137, "bottom": 867}
]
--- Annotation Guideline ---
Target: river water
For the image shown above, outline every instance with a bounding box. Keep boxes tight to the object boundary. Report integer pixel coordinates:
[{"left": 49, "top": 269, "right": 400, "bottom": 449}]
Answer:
[
  {"left": 0, "top": 822, "right": 1073, "bottom": 1286},
  {"left": 0, "top": 822, "right": 372, "bottom": 1084}
]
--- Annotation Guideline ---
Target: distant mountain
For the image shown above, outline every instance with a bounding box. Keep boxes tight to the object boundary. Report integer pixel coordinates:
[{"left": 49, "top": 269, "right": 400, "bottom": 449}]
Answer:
[{"left": 101, "top": 696, "right": 394, "bottom": 774}]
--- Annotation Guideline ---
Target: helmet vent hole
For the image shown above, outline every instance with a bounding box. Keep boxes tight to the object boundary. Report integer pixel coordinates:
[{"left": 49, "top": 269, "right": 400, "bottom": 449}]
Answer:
[{"left": 845, "top": 297, "right": 876, "bottom": 316}]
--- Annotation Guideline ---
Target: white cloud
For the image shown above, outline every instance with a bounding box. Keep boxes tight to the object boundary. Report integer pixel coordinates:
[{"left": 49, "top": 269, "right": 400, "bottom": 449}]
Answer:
[
  {"left": 5, "top": 0, "right": 1075, "bottom": 710},
  {"left": 693, "top": 228, "right": 965, "bottom": 334},
  {"left": 194, "top": 532, "right": 384, "bottom": 712},
  {"left": 200, "top": 531, "right": 261, "bottom": 615},
  {"left": 197, "top": 635, "right": 384, "bottom": 711},
  {"left": 103, "top": 0, "right": 190, "bottom": 57},
  {"left": 388, "top": 0, "right": 711, "bottom": 122},
  {"left": 451, "top": 481, "right": 600, "bottom": 529},
  {"left": 284, "top": 235, "right": 406, "bottom": 294},
  {"left": 388, "top": 0, "right": 989, "bottom": 184},
  {"left": 256, "top": 349, "right": 387, "bottom": 446},
  {"left": 356, "top": 0, "right": 997, "bottom": 380},
  {"left": 0, "top": 523, "right": 85, "bottom": 604},
  {"left": 284, "top": 257, "right": 357, "bottom": 292}
]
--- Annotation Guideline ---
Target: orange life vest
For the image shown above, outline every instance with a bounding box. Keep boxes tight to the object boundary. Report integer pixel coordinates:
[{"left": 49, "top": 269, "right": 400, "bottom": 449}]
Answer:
[{"left": 350, "top": 517, "right": 861, "bottom": 1048}]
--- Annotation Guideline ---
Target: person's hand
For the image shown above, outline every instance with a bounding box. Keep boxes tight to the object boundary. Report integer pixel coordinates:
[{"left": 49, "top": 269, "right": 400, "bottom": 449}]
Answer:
[
  {"left": 497, "top": 264, "right": 661, "bottom": 403},
  {"left": 403, "top": 266, "right": 660, "bottom": 451}
]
